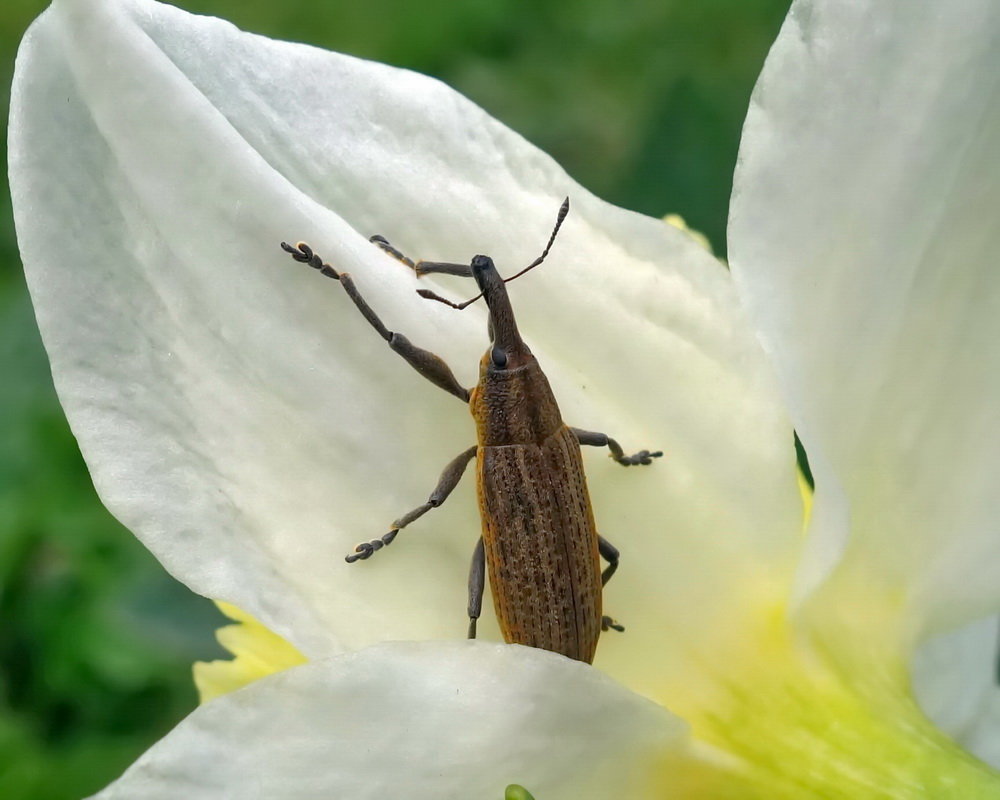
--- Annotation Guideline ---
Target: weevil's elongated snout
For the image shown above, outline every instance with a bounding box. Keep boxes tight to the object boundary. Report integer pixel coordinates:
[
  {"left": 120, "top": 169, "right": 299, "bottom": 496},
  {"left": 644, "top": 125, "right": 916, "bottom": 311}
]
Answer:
[
  {"left": 472, "top": 255, "right": 526, "bottom": 355},
  {"left": 471, "top": 254, "right": 500, "bottom": 293}
]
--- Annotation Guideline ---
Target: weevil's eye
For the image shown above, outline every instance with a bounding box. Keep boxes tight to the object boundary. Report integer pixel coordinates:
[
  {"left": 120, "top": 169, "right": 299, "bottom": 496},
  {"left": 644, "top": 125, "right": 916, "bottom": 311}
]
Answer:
[{"left": 491, "top": 346, "right": 508, "bottom": 368}]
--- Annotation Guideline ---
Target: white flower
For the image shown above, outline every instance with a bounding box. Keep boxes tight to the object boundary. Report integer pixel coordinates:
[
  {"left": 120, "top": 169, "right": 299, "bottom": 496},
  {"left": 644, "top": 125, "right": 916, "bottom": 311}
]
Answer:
[{"left": 9, "top": 0, "right": 1000, "bottom": 796}]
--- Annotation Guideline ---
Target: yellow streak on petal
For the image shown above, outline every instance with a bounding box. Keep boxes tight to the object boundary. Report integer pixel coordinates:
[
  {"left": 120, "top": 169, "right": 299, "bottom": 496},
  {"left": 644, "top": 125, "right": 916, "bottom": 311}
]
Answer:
[
  {"left": 193, "top": 601, "right": 307, "bottom": 704},
  {"left": 649, "top": 590, "right": 1000, "bottom": 798},
  {"left": 797, "top": 469, "right": 813, "bottom": 531},
  {"left": 663, "top": 214, "right": 713, "bottom": 253}
]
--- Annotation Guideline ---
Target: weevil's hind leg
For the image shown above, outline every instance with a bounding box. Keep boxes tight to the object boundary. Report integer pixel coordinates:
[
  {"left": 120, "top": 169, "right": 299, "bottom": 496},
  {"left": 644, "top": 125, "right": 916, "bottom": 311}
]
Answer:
[
  {"left": 599, "top": 535, "right": 625, "bottom": 634},
  {"left": 345, "top": 445, "right": 478, "bottom": 563},
  {"left": 598, "top": 535, "right": 620, "bottom": 587},
  {"left": 467, "top": 537, "right": 485, "bottom": 639},
  {"left": 601, "top": 616, "right": 625, "bottom": 633},
  {"left": 281, "top": 242, "right": 470, "bottom": 402},
  {"left": 571, "top": 427, "right": 663, "bottom": 467}
]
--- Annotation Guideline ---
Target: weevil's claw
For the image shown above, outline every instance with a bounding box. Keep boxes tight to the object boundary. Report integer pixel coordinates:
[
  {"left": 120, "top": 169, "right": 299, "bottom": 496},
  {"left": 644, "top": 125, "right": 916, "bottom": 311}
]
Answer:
[
  {"left": 344, "top": 530, "right": 399, "bottom": 564},
  {"left": 615, "top": 449, "right": 664, "bottom": 467},
  {"left": 601, "top": 616, "right": 625, "bottom": 633},
  {"left": 345, "top": 542, "right": 372, "bottom": 563},
  {"left": 281, "top": 240, "right": 341, "bottom": 280},
  {"left": 280, "top": 240, "right": 314, "bottom": 262}
]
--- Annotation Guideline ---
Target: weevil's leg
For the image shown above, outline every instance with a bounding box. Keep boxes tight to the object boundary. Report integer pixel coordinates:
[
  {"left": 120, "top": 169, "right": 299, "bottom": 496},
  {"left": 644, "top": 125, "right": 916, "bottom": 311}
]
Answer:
[
  {"left": 571, "top": 427, "right": 663, "bottom": 467},
  {"left": 345, "top": 445, "right": 478, "bottom": 563},
  {"left": 369, "top": 235, "right": 474, "bottom": 278},
  {"left": 281, "top": 242, "right": 470, "bottom": 403},
  {"left": 599, "top": 535, "right": 625, "bottom": 633},
  {"left": 368, "top": 235, "right": 415, "bottom": 269},
  {"left": 598, "top": 535, "right": 620, "bottom": 587},
  {"left": 467, "top": 537, "right": 486, "bottom": 639}
]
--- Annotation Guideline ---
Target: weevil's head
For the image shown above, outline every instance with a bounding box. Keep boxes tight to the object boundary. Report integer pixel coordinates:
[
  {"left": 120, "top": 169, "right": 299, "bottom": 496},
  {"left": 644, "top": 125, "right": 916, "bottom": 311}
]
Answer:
[
  {"left": 470, "top": 253, "right": 559, "bottom": 442},
  {"left": 471, "top": 254, "right": 532, "bottom": 372}
]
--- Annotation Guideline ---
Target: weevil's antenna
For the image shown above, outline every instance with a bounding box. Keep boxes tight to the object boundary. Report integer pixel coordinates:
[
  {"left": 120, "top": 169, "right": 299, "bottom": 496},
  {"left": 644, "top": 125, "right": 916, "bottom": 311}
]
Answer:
[
  {"left": 502, "top": 196, "right": 570, "bottom": 285},
  {"left": 417, "top": 287, "right": 483, "bottom": 310},
  {"left": 416, "top": 197, "right": 570, "bottom": 311}
]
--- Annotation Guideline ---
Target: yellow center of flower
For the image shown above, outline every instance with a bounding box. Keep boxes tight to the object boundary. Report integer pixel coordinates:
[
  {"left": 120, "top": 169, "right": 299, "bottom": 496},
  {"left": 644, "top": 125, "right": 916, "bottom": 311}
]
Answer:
[
  {"left": 193, "top": 484, "right": 1000, "bottom": 798},
  {"left": 690, "top": 645, "right": 998, "bottom": 796},
  {"left": 644, "top": 476, "right": 1000, "bottom": 797}
]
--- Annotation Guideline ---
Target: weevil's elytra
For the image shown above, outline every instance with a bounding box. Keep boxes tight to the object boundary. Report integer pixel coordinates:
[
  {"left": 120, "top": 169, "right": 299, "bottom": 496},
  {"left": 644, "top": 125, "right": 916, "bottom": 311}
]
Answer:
[{"left": 281, "top": 198, "right": 662, "bottom": 664}]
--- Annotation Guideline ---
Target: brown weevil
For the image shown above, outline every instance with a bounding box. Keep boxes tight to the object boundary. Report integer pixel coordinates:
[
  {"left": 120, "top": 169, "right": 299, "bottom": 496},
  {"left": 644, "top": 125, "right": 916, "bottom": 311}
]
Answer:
[{"left": 281, "top": 199, "right": 661, "bottom": 664}]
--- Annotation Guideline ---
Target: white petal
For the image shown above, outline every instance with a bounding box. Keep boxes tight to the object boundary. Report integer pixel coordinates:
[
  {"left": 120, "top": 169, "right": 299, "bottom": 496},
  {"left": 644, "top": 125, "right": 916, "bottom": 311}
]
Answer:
[
  {"left": 957, "top": 691, "right": 1000, "bottom": 770},
  {"left": 12, "top": 0, "right": 802, "bottom": 671},
  {"left": 911, "top": 616, "right": 998, "bottom": 748},
  {"left": 729, "top": 0, "right": 1000, "bottom": 633},
  {"left": 93, "top": 641, "right": 684, "bottom": 800},
  {"left": 913, "top": 617, "right": 1000, "bottom": 769}
]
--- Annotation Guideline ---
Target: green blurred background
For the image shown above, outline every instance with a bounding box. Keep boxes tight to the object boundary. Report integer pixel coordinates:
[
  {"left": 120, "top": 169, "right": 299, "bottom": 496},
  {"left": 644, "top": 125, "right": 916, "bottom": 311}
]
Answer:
[{"left": 0, "top": 0, "right": 789, "bottom": 796}]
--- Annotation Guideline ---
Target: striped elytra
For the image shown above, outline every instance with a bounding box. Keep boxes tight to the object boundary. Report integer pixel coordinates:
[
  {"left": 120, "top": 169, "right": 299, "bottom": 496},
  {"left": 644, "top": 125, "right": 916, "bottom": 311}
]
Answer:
[
  {"left": 471, "top": 356, "right": 603, "bottom": 663},
  {"left": 284, "top": 199, "right": 659, "bottom": 666}
]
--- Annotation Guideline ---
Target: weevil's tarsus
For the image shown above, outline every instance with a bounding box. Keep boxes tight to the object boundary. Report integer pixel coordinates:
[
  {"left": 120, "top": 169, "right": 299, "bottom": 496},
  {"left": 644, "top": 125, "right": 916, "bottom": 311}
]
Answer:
[
  {"left": 281, "top": 242, "right": 469, "bottom": 402},
  {"left": 571, "top": 427, "right": 664, "bottom": 467},
  {"left": 344, "top": 530, "right": 397, "bottom": 564},
  {"left": 369, "top": 234, "right": 415, "bottom": 269},
  {"left": 343, "top": 446, "right": 477, "bottom": 564},
  {"left": 468, "top": 536, "right": 486, "bottom": 638},
  {"left": 282, "top": 240, "right": 340, "bottom": 280},
  {"left": 370, "top": 234, "right": 475, "bottom": 278}
]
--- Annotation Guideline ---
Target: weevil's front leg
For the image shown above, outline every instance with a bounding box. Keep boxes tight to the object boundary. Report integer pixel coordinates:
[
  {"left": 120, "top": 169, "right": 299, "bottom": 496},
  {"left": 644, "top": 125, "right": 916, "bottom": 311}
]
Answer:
[
  {"left": 467, "top": 537, "right": 485, "bottom": 639},
  {"left": 599, "top": 535, "right": 625, "bottom": 633},
  {"left": 369, "top": 235, "right": 474, "bottom": 278},
  {"left": 281, "top": 242, "right": 470, "bottom": 402},
  {"left": 571, "top": 427, "right": 663, "bottom": 467},
  {"left": 345, "top": 445, "right": 478, "bottom": 563}
]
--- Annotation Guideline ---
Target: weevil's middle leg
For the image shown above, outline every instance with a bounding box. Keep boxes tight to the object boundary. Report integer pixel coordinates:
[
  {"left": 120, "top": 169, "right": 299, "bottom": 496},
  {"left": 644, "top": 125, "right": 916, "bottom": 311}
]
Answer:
[
  {"left": 345, "top": 445, "right": 478, "bottom": 563},
  {"left": 571, "top": 427, "right": 663, "bottom": 467},
  {"left": 281, "top": 242, "right": 470, "bottom": 402},
  {"left": 467, "top": 537, "right": 485, "bottom": 639},
  {"left": 599, "top": 535, "right": 625, "bottom": 634}
]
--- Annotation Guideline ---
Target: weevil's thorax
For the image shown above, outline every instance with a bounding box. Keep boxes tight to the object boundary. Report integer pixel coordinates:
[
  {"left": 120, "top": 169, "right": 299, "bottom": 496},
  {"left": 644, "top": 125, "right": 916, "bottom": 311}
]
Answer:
[
  {"left": 467, "top": 254, "right": 563, "bottom": 446},
  {"left": 471, "top": 353, "right": 563, "bottom": 446}
]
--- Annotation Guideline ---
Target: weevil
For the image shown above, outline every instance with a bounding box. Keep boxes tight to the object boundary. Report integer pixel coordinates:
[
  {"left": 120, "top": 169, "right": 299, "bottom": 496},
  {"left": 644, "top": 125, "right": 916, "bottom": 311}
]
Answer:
[{"left": 281, "top": 199, "right": 661, "bottom": 664}]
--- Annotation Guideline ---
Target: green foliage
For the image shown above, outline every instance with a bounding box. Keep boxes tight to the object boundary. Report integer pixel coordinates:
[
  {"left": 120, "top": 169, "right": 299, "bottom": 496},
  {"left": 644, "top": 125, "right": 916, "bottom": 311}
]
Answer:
[{"left": 0, "top": 0, "right": 788, "bottom": 796}]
